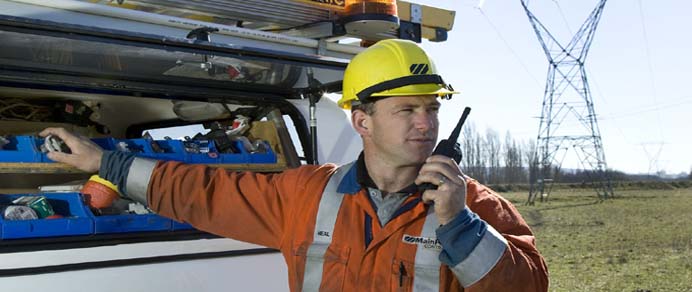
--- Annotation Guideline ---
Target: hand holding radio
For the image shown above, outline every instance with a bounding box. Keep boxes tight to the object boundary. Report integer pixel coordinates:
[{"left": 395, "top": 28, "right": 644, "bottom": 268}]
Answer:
[
  {"left": 415, "top": 107, "right": 471, "bottom": 225},
  {"left": 417, "top": 107, "right": 470, "bottom": 191}
]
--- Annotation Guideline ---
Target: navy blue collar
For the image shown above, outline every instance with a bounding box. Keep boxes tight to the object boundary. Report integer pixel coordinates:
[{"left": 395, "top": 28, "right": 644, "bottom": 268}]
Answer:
[
  {"left": 336, "top": 152, "right": 419, "bottom": 194},
  {"left": 336, "top": 159, "right": 361, "bottom": 194}
]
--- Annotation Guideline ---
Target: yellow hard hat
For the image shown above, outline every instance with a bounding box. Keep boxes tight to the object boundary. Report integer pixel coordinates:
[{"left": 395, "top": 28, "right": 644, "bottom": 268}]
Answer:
[{"left": 338, "top": 39, "right": 458, "bottom": 110}]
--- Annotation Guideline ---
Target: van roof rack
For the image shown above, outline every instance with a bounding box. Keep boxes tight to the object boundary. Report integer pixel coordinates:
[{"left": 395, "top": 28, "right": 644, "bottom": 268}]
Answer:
[{"left": 82, "top": 0, "right": 455, "bottom": 43}]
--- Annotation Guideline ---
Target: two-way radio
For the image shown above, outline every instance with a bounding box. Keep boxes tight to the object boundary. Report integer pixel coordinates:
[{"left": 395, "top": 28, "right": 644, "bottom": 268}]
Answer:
[{"left": 417, "top": 107, "right": 471, "bottom": 192}]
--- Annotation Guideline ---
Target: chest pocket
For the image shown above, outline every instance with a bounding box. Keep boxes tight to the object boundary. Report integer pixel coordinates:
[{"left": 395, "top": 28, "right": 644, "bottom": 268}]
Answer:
[
  {"left": 392, "top": 259, "right": 443, "bottom": 292},
  {"left": 392, "top": 206, "right": 443, "bottom": 292}
]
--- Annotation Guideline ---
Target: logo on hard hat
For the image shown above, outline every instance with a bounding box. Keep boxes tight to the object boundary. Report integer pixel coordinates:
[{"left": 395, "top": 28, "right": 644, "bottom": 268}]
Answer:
[{"left": 409, "top": 64, "right": 429, "bottom": 75}]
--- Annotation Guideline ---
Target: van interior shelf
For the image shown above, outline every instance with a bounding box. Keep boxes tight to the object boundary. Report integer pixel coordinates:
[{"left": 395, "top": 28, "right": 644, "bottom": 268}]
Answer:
[{"left": 0, "top": 161, "right": 287, "bottom": 174}]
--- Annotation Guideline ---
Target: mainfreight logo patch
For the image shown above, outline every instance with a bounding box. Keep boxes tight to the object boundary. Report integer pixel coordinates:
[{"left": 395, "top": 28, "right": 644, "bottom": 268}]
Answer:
[{"left": 402, "top": 235, "right": 442, "bottom": 250}]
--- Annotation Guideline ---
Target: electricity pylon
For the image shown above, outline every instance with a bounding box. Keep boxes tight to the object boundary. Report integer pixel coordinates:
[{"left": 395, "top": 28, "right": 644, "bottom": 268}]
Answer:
[{"left": 523, "top": 0, "right": 614, "bottom": 204}]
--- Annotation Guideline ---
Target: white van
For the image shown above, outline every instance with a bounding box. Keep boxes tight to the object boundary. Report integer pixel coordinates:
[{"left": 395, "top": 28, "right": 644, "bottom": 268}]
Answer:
[{"left": 0, "top": 1, "right": 454, "bottom": 290}]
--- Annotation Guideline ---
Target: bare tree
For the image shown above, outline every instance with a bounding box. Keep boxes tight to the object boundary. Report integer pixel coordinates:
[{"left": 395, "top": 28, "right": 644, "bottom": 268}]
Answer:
[
  {"left": 460, "top": 122, "right": 488, "bottom": 183},
  {"left": 503, "top": 131, "right": 524, "bottom": 184},
  {"left": 485, "top": 129, "right": 501, "bottom": 183},
  {"left": 473, "top": 126, "right": 487, "bottom": 183},
  {"left": 461, "top": 122, "right": 476, "bottom": 175},
  {"left": 525, "top": 139, "right": 539, "bottom": 186}
]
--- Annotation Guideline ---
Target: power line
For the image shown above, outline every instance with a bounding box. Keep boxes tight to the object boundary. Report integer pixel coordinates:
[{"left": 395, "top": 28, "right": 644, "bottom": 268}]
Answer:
[
  {"left": 600, "top": 96, "right": 692, "bottom": 120},
  {"left": 636, "top": 0, "right": 665, "bottom": 142},
  {"left": 552, "top": 0, "right": 573, "bottom": 35},
  {"left": 475, "top": 7, "right": 543, "bottom": 90},
  {"left": 586, "top": 68, "right": 633, "bottom": 146}
]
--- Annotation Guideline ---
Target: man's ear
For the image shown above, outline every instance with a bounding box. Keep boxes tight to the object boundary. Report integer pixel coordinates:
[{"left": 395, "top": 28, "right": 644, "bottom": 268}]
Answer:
[{"left": 351, "top": 110, "right": 371, "bottom": 136}]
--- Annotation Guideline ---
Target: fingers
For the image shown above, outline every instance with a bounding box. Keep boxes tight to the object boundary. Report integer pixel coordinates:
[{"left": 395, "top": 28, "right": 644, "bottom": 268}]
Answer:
[
  {"left": 38, "top": 127, "right": 54, "bottom": 137},
  {"left": 417, "top": 155, "right": 468, "bottom": 225},
  {"left": 414, "top": 155, "right": 465, "bottom": 186},
  {"left": 415, "top": 172, "right": 449, "bottom": 188},
  {"left": 421, "top": 189, "right": 440, "bottom": 205},
  {"left": 424, "top": 155, "right": 463, "bottom": 176},
  {"left": 39, "top": 127, "right": 68, "bottom": 138},
  {"left": 42, "top": 127, "right": 83, "bottom": 146},
  {"left": 40, "top": 127, "right": 98, "bottom": 151},
  {"left": 46, "top": 151, "right": 75, "bottom": 165},
  {"left": 48, "top": 150, "right": 100, "bottom": 173},
  {"left": 40, "top": 127, "right": 103, "bottom": 173}
]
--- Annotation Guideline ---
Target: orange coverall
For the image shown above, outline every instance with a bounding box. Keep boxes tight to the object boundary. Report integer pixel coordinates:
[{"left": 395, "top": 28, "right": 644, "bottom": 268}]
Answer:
[{"left": 135, "top": 159, "right": 548, "bottom": 291}]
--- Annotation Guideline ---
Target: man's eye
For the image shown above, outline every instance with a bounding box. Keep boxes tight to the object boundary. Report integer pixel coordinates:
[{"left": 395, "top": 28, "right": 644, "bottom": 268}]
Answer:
[{"left": 426, "top": 106, "right": 440, "bottom": 113}]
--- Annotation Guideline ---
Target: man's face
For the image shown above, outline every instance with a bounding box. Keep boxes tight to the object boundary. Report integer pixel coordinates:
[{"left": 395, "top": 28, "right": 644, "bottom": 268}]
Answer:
[{"left": 363, "top": 95, "right": 440, "bottom": 167}]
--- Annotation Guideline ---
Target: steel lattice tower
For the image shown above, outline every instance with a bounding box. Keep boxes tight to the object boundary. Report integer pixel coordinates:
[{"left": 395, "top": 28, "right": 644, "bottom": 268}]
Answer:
[{"left": 523, "top": 0, "right": 614, "bottom": 204}]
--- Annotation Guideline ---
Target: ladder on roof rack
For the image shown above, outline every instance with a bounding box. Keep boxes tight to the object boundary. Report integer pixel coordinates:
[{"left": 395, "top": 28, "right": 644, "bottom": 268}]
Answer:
[{"left": 83, "top": 0, "right": 455, "bottom": 43}]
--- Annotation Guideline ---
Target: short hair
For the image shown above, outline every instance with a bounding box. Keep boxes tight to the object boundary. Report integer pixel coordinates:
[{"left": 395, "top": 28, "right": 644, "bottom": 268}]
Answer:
[{"left": 350, "top": 102, "right": 376, "bottom": 115}]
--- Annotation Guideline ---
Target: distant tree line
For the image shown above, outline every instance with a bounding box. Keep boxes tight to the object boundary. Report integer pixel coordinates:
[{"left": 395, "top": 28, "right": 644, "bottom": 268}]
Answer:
[
  {"left": 460, "top": 123, "right": 534, "bottom": 185},
  {"left": 457, "top": 123, "right": 691, "bottom": 186}
]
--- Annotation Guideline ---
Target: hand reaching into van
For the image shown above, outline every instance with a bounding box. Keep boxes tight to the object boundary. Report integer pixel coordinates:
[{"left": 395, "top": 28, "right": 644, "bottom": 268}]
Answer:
[{"left": 39, "top": 127, "right": 103, "bottom": 173}]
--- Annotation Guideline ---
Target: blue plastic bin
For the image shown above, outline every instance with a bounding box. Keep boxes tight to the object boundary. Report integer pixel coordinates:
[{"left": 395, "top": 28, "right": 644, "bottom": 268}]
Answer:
[
  {"left": 171, "top": 220, "right": 196, "bottom": 231},
  {"left": 85, "top": 197, "right": 172, "bottom": 233},
  {"left": 88, "top": 209, "right": 172, "bottom": 234},
  {"left": 218, "top": 141, "right": 250, "bottom": 164},
  {"left": 125, "top": 139, "right": 188, "bottom": 162},
  {"left": 0, "top": 136, "right": 40, "bottom": 163},
  {"left": 0, "top": 193, "right": 94, "bottom": 239},
  {"left": 248, "top": 141, "right": 277, "bottom": 164},
  {"left": 114, "top": 138, "right": 151, "bottom": 155},
  {"left": 186, "top": 140, "right": 221, "bottom": 164},
  {"left": 149, "top": 139, "right": 186, "bottom": 162},
  {"left": 92, "top": 137, "right": 116, "bottom": 151}
]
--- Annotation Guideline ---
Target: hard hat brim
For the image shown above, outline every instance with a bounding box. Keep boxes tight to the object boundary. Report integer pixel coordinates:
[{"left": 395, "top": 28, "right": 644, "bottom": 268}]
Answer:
[{"left": 339, "top": 88, "right": 460, "bottom": 109}]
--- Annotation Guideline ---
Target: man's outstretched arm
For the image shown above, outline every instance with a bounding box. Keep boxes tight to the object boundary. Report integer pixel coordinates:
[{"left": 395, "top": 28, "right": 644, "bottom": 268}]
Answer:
[{"left": 39, "top": 127, "right": 331, "bottom": 250}]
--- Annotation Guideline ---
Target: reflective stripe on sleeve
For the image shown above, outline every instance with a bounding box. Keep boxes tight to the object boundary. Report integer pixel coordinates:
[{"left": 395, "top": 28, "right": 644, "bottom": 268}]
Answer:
[
  {"left": 412, "top": 206, "right": 442, "bottom": 292},
  {"left": 124, "top": 157, "right": 157, "bottom": 205},
  {"left": 302, "top": 163, "right": 353, "bottom": 292},
  {"left": 451, "top": 225, "right": 508, "bottom": 287}
]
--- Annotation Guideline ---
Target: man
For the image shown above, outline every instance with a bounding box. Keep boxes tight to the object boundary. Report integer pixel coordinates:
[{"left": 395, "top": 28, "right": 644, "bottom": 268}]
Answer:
[{"left": 42, "top": 39, "right": 548, "bottom": 291}]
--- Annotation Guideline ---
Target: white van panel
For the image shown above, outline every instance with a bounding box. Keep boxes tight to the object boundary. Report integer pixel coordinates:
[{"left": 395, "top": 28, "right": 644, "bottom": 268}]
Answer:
[
  {"left": 0, "top": 252, "right": 288, "bottom": 291},
  {"left": 1, "top": 238, "right": 265, "bottom": 268},
  {"left": 289, "top": 97, "right": 361, "bottom": 166}
]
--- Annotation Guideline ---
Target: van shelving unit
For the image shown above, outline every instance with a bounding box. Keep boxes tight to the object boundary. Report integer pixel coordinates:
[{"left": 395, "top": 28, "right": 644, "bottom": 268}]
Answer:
[
  {"left": 0, "top": 15, "right": 325, "bottom": 246},
  {"left": 0, "top": 11, "right": 348, "bottom": 166},
  {"left": 0, "top": 135, "right": 280, "bottom": 173}
]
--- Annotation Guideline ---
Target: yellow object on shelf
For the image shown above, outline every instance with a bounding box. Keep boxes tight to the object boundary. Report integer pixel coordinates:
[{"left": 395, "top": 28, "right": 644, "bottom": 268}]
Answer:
[{"left": 81, "top": 175, "right": 120, "bottom": 209}]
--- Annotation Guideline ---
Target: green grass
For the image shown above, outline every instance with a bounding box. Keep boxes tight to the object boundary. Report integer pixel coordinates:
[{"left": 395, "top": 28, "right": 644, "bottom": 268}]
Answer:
[{"left": 501, "top": 188, "right": 692, "bottom": 292}]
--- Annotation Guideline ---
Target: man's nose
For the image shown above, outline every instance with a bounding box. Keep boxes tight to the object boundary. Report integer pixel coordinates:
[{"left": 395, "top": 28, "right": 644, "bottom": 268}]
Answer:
[{"left": 413, "top": 111, "right": 437, "bottom": 132}]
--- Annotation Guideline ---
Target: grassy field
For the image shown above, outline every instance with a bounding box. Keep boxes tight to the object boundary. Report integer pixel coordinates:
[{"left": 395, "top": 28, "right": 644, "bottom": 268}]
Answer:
[{"left": 501, "top": 187, "right": 692, "bottom": 292}]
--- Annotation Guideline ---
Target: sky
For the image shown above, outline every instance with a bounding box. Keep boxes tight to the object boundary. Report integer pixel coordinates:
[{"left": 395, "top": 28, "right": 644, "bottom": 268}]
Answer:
[{"left": 409, "top": 0, "right": 691, "bottom": 175}]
